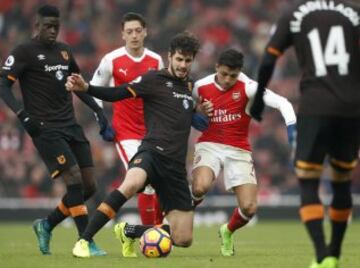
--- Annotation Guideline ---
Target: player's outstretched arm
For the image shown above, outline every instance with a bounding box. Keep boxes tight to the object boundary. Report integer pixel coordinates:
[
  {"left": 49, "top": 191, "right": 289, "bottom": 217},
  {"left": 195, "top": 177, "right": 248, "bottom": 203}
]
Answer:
[
  {"left": 250, "top": 53, "right": 277, "bottom": 121},
  {"left": 66, "top": 73, "right": 133, "bottom": 102}
]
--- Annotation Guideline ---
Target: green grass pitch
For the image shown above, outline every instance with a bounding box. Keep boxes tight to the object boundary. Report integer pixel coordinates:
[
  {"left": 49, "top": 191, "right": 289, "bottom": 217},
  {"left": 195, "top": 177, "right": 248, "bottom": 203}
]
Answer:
[{"left": 0, "top": 220, "right": 359, "bottom": 268}]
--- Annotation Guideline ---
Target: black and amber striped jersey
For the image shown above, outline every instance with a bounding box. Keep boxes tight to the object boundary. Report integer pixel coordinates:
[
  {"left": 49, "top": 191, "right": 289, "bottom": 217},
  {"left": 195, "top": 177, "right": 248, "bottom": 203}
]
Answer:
[
  {"left": 266, "top": 0, "right": 360, "bottom": 116},
  {"left": 126, "top": 69, "right": 194, "bottom": 165},
  {"left": 1, "top": 39, "right": 80, "bottom": 126}
]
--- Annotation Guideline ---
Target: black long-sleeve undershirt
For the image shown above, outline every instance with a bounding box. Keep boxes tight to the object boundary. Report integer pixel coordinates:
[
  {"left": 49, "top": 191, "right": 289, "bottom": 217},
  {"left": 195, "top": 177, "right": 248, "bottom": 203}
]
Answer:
[
  {"left": 0, "top": 76, "right": 22, "bottom": 114},
  {"left": 256, "top": 52, "right": 278, "bottom": 94},
  {"left": 74, "top": 91, "right": 103, "bottom": 113},
  {"left": 87, "top": 84, "right": 134, "bottom": 102}
]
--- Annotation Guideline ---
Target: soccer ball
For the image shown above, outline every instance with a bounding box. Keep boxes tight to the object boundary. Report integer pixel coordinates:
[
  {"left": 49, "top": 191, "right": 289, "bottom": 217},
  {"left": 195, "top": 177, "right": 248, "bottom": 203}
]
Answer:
[{"left": 139, "top": 227, "right": 172, "bottom": 257}]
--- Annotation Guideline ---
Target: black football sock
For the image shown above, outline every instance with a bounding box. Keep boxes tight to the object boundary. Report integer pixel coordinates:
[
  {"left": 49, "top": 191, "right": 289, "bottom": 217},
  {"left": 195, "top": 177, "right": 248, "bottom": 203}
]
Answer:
[
  {"left": 299, "top": 179, "right": 327, "bottom": 263},
  {"left": 82, "top": 190, "right": 127, "bottom": 241},
  {"left": 329, "top": 181, "right": 352, "bottom": 258},
  {"left": 46, "top": 196, "right": 69, "bottom": 231},
  {"left": 46, "top": 188, "right": 94, "bottom": 231},
  {"left": 67, "top": 184, "right": 88, "bottom": 236}
]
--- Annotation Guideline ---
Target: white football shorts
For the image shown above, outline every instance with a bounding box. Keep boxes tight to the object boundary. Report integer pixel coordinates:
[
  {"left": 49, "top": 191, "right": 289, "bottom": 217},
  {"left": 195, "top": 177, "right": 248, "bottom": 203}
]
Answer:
[{"left": 192, "top": 142, "right": 256, "bottom": 191}]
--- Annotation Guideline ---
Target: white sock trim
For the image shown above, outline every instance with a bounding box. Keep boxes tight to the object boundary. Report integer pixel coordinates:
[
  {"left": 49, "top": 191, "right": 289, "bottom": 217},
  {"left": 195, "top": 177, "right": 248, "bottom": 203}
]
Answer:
[{"left": 237, "top": 208, "right": 251, "bottom": 221}]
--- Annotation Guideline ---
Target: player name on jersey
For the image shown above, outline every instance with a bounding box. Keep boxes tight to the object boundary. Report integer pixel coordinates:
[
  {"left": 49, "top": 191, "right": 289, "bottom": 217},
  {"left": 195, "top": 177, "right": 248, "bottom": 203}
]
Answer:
[{"left": 290, "top": 0, "right": 359, "bottom": 32}]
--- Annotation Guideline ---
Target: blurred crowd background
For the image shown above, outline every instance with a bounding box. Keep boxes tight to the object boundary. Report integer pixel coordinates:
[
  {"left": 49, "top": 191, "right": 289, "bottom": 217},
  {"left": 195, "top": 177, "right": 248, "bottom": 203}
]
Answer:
[{"left": 1, "top": 0, "right": 359, "bottom": 203}]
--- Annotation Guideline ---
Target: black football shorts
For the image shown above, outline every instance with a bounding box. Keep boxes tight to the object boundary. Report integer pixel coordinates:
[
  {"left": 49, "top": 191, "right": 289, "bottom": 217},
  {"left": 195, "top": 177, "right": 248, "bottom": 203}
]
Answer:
[
  {"left": 128, "top": 149, "right": 193, "bottom": 213},
  {"left": 32, "top": 124, "right": 93, "bottom": 178},
  {"left": 295, "top": 115, "right": 360, "bottom": 170}
]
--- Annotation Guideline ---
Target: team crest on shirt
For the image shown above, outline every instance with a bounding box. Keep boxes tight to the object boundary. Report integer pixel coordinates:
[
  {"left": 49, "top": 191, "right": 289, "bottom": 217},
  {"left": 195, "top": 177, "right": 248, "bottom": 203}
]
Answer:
[
  {"left": 57, "top": 155, "right": 66, "bottom": 165},
  {"left": 133, "top": 158, "right": 142, "bottom": 164},
  {"left": 61, "top": 50, "right": 69, "bottom": 61},
  {"left": 232, "top": 91, "right": 241, "bottom": 101},
  {"left": 187, "top": 82, "right": 193, "bottom": 92},
  {"left": 194, "top": 155, "right": 201, "bottom": 165}
]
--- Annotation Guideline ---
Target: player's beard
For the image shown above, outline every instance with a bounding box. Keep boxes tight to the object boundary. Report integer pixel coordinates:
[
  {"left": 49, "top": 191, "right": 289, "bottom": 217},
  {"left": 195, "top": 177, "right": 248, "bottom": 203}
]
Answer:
[{"left": 169, "top": 63, "right": 188, "bottom": 80}]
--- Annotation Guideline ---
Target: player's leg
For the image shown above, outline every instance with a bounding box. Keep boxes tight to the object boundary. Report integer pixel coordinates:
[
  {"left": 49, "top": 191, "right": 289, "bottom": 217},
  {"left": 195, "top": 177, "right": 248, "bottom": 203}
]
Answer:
[
  {"left": 118, "top": 153, "right": 194, "bottom": 247},
  {"left": 73, "top": 166, "right": 147, "bottom": 257},
  {"left": 219, "top": 149, "right": 257, "bottom": 256},
  {"left": 325, "top": 118, "right": 360, "bottom": 266},
  {"left": 295, "top": 115, "right": 329, "bottom": 266},
  {"left": 43, "top": 126, "right": 97, "bottom": 233},
  {"left": 69, "top": 127, "right": 107, "bottom": 256},
  {"left": 78, "top": 167, "right": 106, "bottom": 256},
  {"left": 137, "top": 186, "right": 157, "bottom": 224},
  {"left": 116, "top": 140, "right": 161, "bottom": 224},
  {"left": 219, "top": 184, "right": 257, "bottom": 257},
  {"left": 31, "top": 129, "right": 86, "bottom": 255},
  {"left": 166, "top": 210, "right": 194, "bottom": 247},
  {"left": 191, "top": 142, "right": 221, "bottom": 207},
  {"left": 154, "top": 193, "right": 164, "bottom": 224},
  {"left": 118, "top": 211, "right": 193, "bottom": 250}
]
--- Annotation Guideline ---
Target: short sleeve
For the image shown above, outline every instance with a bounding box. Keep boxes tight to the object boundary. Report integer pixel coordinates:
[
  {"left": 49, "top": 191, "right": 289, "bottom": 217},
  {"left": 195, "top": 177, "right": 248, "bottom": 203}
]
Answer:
[
  {"left": 192, "top": 81, "right": 200, "bottom": 102},
  {"left": 69, "top": 49, "right": 80, "bottom": 74},
  {"left": 266, "top": 10, "right": 293, "bottom": 56},
  {"left": 1, "top": 45, "right": 28, "bottom": 81},
  {"left": 90, "top": 55, "right": 113, "bottom": 86},
  {"left": 126, "top": 71, "right": 156, "bottom": 98}
]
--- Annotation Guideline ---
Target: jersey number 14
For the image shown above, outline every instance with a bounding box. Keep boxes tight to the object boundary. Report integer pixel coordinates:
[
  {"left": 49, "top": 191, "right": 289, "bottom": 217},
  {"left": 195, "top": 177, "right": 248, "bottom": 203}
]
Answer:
[{"left": 307, "top": 26, "right": 349, "bottom": 77}]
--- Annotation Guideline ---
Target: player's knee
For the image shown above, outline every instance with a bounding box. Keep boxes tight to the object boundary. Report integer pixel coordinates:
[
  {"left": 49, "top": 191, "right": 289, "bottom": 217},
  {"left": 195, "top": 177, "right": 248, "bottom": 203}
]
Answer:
[
  {"left": 241, "top": 202, "right": 257, "bottom": 218},
  {"left": 171, "top": 234, "right": 192, "bottom": 247},
  {"left": 83, "top": 183, "right": 96, "bottom": 201},
  {"left": 191, "top": 176, "right": 211, "bottom": 198},
  {"left": 62, "top": 166, "right": 82, "bottom": 186},
  {"left": 191, "top": 183, "right": 207, "bottom": 198}
]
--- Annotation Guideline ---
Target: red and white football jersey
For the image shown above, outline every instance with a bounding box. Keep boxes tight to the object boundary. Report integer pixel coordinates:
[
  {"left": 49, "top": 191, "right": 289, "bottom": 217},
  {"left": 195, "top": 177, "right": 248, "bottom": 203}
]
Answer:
[
  {"left": 193, "top": 72, "right": 296, "bottom": 151},
  {"left": 91, "top": 47, "right": 164, "bottom": 141}
]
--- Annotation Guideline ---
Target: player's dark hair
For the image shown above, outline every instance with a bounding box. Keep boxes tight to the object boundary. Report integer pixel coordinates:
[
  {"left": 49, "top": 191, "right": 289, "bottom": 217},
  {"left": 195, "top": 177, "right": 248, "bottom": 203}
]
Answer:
[
  {"left": 217, "top": 49, "right": 244, "bottom": 69},
  {"left": 37, "top": 5, "right": 60, "bottom": 18},
  {"left": 121, "top": 12, "right": 146, "bottom": 29},
  {"left": 169, "top": 32, "right": 200, "bottom": 57}
]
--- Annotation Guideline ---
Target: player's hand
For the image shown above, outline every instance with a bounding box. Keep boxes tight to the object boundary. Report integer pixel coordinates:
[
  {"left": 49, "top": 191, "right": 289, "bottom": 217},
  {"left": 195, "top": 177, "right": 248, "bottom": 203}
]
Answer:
[
  {"left": 95, "top": 111, "right": 115, "bottom": 142},
  {"left": 196, "top": 97, "right": 213, "bottom": 117},
  {"left": 250, "top": 87, "right": 265, "bottom": 121},
  {"left": 17, "top": 110, "right": 44, "bottom": 137},
  {"left": 65, "top": 73, "right": 89, "bottom": 92}
]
